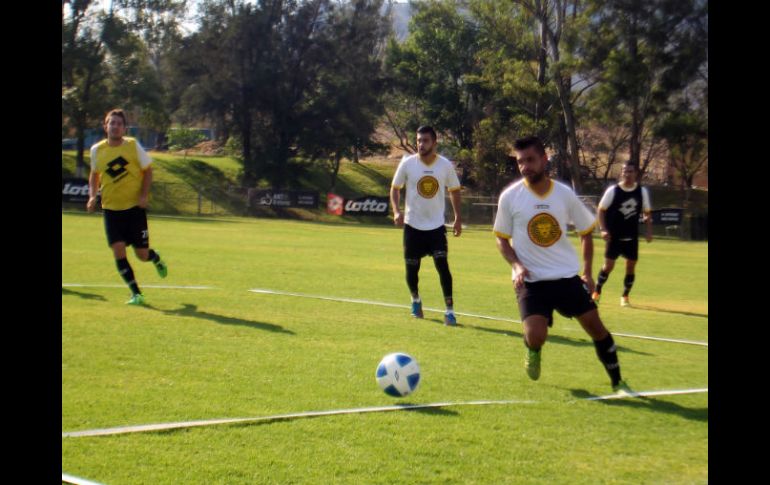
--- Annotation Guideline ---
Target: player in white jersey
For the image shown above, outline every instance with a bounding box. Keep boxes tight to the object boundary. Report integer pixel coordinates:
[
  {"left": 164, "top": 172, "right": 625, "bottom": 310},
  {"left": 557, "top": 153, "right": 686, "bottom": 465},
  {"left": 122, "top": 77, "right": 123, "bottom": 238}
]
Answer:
[
  {"left": 493, "top": 135, "right": 632, "bottom": 395},
  {"left": 592, "top": 161, "right": 653, "bottom": 307},
  {"left": 390, "top": 126, "right": 462, "bottom": 326}
]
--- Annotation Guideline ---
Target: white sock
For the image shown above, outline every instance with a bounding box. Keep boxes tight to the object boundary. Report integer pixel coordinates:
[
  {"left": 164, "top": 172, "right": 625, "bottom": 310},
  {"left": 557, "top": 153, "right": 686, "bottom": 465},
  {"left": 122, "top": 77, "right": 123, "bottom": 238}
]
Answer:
[{"left": 411, "top": 296, "right": 421, "bottom": 303}]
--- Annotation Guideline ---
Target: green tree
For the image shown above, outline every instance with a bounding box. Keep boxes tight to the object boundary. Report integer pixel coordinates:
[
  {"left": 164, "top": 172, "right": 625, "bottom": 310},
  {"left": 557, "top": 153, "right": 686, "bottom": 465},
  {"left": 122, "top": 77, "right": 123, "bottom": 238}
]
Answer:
[
  {"left": 583, "top": 0, "right": 708, "bottom": 170},
  {"left": 385, "top": 0, "right": 485, "bottom": 155},
  {"left": 167, "top": 127, "right": 206, "bottom": 162}
]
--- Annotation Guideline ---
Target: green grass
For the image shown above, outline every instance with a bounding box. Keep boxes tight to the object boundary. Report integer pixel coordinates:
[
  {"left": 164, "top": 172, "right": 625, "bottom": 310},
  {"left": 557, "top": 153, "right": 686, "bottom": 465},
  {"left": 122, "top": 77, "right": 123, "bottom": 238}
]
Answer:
[{"left": 62, "top": 213, "right": 707, "bottom": 484}]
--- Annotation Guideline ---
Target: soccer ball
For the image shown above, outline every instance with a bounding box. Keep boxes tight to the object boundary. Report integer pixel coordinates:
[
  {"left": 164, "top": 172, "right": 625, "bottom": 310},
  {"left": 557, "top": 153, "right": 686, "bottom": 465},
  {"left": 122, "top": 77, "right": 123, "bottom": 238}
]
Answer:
[{"left": 375, "top": 352, "right": 421, "bottom": 397}]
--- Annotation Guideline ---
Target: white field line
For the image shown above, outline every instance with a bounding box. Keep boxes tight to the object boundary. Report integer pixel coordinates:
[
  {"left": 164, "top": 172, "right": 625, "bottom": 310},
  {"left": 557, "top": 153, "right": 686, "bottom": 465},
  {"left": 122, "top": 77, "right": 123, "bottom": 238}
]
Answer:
[
  {"left": 62, "top": 388, "right": 707, "bottom": 438},
  {"left": 248, "top": 288, "right": 708, "bottom": 347},
  {"left": 63, "top": 283, "right": 216, "bottom": 290},
  {"left": 61, "top": 473, "right": 105, "bottom": 485}
]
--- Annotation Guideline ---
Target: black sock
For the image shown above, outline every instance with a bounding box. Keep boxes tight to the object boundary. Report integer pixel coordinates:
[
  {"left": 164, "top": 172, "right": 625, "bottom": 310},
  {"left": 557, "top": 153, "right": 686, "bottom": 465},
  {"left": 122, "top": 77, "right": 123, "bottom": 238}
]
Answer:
[
  {"left": 405, "top": 258, "right": 421, "bottom": 297},
  {"left": 432, "top": 252, "right": 453, "bottom": 306},
  {"left": 623, "top": 274, "right": 635, "bottom": 297},
  {"left": 596, "top": 270, "right": 609, "bottom": 293},
  {"left": 593, "top": 333, "right": 621, "bottom": 386},
  {"left": 116, "top": 258, "right": 141, "bottom": 295},
  {"left": 147, "top": 249, "right": 160, "bottom": 264}
]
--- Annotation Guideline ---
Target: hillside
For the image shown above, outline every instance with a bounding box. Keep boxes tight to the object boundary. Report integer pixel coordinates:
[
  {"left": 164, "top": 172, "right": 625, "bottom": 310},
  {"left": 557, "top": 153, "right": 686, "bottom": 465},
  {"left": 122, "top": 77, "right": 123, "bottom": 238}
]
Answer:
[{"left": 61, "top": 149, "right": 707, "bottom": 228}]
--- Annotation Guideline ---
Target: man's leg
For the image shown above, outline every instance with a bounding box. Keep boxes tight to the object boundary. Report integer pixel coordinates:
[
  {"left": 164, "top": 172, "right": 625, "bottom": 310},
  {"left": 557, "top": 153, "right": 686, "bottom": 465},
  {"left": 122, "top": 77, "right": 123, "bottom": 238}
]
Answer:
[
  {"left": 134, "top": 247, "right": 168, "bottom": 278},
  {"left": 593, "top": 258, "right": 615, "bottom": 302},
  {"left": 522, "top": 315, "right": 549, "bottom": 380},
  {"left": 112, "top": 242, "right": 143, "bottom": 303},
  {"left": 432, "top": 250, "right": 456, "bottom": 325},
  {"left": 575, "top": 309, "right": 628, "bottom": 391},
  {"left": 621, "top": 259, "right": 637, "bottom": 306},
  {"left": 405, "top": 257, "right": 423, "bottom": 318}
]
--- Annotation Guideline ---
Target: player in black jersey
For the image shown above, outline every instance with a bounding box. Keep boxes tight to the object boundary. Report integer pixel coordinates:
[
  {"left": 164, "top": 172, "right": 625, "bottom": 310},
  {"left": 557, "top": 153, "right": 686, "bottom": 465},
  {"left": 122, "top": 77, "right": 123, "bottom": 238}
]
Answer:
[{"left": 592, "top": 162, "right": 653, "bottom": 307}]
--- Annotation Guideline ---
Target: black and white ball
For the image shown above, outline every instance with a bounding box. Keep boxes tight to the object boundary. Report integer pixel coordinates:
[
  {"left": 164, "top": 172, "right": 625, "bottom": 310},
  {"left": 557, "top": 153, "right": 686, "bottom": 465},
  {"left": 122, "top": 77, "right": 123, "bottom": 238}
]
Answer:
[{"left": 375, "top": 352, "right": 421, "bottom": 397}]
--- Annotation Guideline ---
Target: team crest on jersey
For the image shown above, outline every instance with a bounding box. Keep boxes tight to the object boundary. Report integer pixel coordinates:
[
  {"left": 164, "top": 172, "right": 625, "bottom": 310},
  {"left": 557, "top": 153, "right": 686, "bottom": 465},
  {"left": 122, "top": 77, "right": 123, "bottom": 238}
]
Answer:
[
  {"left": 527, "top": 213, "right": 562, "bottom": 247},
  {"left": 417, "top": 175, "right": 439, "bottom": 198}
]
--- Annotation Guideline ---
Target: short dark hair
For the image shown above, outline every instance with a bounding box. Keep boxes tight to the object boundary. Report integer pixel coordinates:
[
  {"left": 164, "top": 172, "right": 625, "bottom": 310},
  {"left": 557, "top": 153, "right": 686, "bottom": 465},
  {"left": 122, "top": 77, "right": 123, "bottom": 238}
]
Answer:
[
  {"left": 513, "top": 135, "right": 546, "bottom": 156},
  {"left": 622, "top": 161, "right": 639, "bottom": 170},
  {"left": 104, "top": 108, "right": 128, "bottom": 126},
  {"left": 416, "top": 125, "right": 437, "bottom": 141}
]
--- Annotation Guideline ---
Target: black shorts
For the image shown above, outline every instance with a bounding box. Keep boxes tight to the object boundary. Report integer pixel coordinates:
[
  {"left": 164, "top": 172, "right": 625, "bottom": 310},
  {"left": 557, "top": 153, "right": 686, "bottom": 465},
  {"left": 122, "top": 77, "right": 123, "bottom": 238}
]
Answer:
[
  {"left": 516, "top": 275, "right": 597, "bottom": 326},
  {"left": 605, "top": 238, "right": 639, "bottom": 261},
  {"left": 403, "top": 224, "right": 448, "bottom": 259},
  {"left": 104, "top": 206, "right": 150, "bottom": 248}
]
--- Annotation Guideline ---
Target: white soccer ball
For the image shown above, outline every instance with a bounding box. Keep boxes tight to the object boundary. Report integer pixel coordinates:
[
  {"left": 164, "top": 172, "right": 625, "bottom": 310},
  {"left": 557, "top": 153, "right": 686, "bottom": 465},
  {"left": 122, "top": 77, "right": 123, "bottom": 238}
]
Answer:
[{"left": 375, "top": 352, "right": 421, "bottom": 397}]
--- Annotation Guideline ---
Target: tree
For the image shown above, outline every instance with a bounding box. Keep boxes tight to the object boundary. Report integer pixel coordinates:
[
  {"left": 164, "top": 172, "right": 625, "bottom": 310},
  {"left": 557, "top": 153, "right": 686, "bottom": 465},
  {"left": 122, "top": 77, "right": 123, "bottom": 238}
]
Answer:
[
  {"left": 167, "top": 127, "right": 206, "bottom": 162},
  {"left": 62, "top": 1, "right": 112, "bottom": 177},
  {"left": 655, "top": 110, "right": 707, "bottom": 209},
  {"left": 583, "top": 0, "right": 708, "bottom": 169},
  {"left": 385, "top": 0, "right": 485, "bottom": 153}
]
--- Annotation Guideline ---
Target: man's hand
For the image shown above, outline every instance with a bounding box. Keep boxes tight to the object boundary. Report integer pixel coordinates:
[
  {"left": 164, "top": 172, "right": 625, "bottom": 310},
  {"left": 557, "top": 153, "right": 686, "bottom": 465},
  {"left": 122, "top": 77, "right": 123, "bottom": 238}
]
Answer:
[
  {"left": 512, "top": 262, "right": 530, "bottom": 290},
  {"left": 600, "top": 230, "right": 610, "bottom": 242},
  {"left": 393, "top": 211, "right": 404, "bottom": 227},
  {"left": 86, "top": 197, "right": 98, "bottom": 212},
  {"left": 138, "top": 194, "right": 149, "bottom": 209},
  {"left": 645, "top": 232, "right": 653, "bottom": 243},
  {"left": 452, "top": 218, "right": 462, "bottom": 237},
  {"left": 581, "top": 274, "right": 596, "bottom": 294}
]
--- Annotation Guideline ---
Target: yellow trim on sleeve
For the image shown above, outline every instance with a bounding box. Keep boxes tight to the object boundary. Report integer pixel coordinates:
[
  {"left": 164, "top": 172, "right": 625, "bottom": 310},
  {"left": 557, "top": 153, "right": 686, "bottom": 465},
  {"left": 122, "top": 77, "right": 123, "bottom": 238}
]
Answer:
[
  {"left": 494, "top": 231, "right": 511, "bottom": 240},
  {"left": 577, "top": 221, "right": 597, "bottom": 236},
  {"left": 391, "top": 184, "right": 404, "bottom": 190},
  {"left": 447, "top": 186, "right": 462, "bottom": 192}
]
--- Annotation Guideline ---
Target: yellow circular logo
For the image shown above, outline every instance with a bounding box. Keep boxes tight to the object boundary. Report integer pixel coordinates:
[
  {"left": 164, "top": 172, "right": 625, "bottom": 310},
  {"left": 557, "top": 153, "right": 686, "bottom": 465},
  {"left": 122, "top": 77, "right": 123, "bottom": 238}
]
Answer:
[
  {"left": 417, "top": 176, "right": 439, "bottom": 198},
  {"left": 527, "top": 213, "right": 562, "bottom": 247}
]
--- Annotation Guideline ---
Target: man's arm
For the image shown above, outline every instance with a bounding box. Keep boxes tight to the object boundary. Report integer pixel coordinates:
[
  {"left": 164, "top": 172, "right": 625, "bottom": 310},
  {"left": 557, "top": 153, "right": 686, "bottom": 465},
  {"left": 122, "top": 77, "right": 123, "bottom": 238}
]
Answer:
[
  {"left": 496, "top": 236, "right": 529, "bottom": 289},
  {"left": 390, "top": 186, "right": 404, "bottom": 226},
  {"left": 598, "top": 208, "right": 610, "bottom": 242},
  {"left": 449, "top": 189, "right": 462, "bottom": 236},
  {"left": 580, "top": 232, "right": 595, "bottom": 293},
  {"left": 138, "top": 166, "right": 152, "bottom": 208},
  {"left": 644, "top": 212, "right": 653, "bottom": 242},
  {"left": 87, "top": 170, "right": 100, "bottom": 212}
]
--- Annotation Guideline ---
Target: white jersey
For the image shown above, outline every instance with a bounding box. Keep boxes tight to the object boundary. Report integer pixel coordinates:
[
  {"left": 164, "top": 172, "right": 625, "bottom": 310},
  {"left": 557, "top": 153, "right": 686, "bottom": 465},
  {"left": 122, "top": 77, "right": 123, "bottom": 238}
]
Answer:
[
  {"left": 493, "top": 178, "right": 596, "bottom": 282},
  {"left": 391, "top": 153, "right": 462, "bottom": 231}
]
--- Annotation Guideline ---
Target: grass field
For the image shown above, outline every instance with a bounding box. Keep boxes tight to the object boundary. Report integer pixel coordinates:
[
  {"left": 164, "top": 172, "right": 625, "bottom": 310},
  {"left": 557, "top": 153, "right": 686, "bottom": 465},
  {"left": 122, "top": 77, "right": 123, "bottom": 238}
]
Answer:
[{"left": 61, "top": 212, "right": 707, "bottom": 484}]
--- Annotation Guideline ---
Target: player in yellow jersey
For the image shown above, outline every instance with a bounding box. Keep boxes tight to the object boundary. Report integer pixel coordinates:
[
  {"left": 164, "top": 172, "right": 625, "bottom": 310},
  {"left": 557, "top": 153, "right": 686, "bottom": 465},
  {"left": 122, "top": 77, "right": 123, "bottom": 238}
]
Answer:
[{"left": 87, "top": 109, "right": 168, "bottom": 305}]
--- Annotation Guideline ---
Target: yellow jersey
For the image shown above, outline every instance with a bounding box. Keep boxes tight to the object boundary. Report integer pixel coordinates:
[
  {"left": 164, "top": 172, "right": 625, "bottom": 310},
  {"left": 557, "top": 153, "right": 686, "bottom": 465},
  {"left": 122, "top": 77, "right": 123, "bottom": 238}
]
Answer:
[{"left": 90, "top": 137, "right": 153, "bottom": 210}]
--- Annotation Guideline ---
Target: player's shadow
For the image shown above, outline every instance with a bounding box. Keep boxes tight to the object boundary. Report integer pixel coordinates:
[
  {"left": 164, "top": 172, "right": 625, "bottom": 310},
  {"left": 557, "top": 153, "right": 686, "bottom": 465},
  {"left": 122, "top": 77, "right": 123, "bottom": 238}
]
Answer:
[
  {"left": 153, "top": 303, "right": 295, "bottom": 334},
  {"left": 468, "top": 325, "right": 651, "bottom": 356},
  {"left": 396, "top": 404, "right": 460, "bottom": 417},
  {"left": 628, "top": 304, "right": 708, "bottom": 319},
  {"left": 61, "top": 287, "right": 107, "bottom": 301},
  {"left": 568, "top": 389, "right": 707, "bottom": 422}
]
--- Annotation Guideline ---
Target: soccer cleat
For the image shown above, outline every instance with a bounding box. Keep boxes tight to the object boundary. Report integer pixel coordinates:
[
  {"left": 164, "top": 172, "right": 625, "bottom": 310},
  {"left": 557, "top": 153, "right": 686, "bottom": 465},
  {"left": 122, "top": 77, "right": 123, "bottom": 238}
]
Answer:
[
  {"left": 620, "top": 296, "right": 630, "bottom": 307},
  {"left": 444, "top": 312, "right": 457, "bottom": 326},
  {"left": 154, "top": 254, "right": 168, "bottom": 278},
  {"left": 524, "top": 348, "right": 541, "bottom": 381},
  {"left": 592, "top": 291, "right": 601, "bottom": 303},
  {"left": 126, "top": 293, "right": 146, "bottom": 306},
  {"left": 612, "top": 380, "right": 636, "bottom": 396},
  {"left": 410, "top": 301, "right": 424, "bottom": 318}
]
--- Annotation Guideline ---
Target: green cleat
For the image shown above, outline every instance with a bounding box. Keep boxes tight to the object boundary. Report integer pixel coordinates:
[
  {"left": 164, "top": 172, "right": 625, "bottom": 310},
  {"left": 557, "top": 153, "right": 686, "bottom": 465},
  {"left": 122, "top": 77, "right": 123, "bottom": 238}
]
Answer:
[
  {"left": 126, "top": 293, "right": 146, "bottom": 306},
  {"left": 154, "top": 254, "right": 168, "bottom": 279},
  {"left": 524, "top": 348, "right": 541, "bottom": 381},
  {"left": 612, "top": 379, "right": 636, "bottom": 396}
]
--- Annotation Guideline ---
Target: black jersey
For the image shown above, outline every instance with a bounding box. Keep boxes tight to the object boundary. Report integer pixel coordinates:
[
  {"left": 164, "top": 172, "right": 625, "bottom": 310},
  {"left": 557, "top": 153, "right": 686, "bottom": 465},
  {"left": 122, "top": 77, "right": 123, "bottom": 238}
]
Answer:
[{"left": 605, "top": 184, "right": 644, "bottom": 240}]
